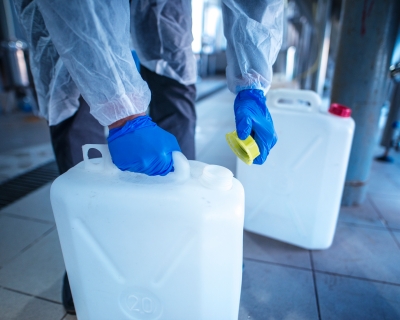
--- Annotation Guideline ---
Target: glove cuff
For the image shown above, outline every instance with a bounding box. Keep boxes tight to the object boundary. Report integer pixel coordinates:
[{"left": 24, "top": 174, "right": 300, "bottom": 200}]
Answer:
[
  {"left": 108, "top": 115, "right": 155, "bottom": 142},
  {"left": 234, "top": 89, "right": 267, "bottom": 115}
]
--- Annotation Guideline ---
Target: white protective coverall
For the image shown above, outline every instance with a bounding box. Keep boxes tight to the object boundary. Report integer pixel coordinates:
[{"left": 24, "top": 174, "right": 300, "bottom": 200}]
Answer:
[{"left": 14, "top": 0, "right": 283, "bottom": 127}]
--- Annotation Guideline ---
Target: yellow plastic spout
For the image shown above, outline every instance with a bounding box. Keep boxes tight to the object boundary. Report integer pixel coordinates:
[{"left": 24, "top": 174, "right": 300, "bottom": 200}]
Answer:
[{"left": 225, "top": 131, "right": 260, "bottom": 165}]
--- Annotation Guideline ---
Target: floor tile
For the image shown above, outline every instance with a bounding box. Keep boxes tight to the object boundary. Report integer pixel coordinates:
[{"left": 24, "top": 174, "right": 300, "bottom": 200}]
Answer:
[
  {"left": 338, "top": 196, "right": 386, "bottom": 228},
  {"left": 316, "top": 273, "right": 400, "bottom": 320},
  {"left": 0, "top": 143, "right": 55, "bottom": 184},
  {"left": 367, "top": 168, "right": 400, "bottom": 197},
  {"left": 196, "top": 77, "right": 226, "bottom": 100},
  {"left": 0, "top": 288, "right": 65, "bottom": 320},
  {"left": 0, "top": 215, "right": 53, "bottom": 267},
  {"left": 312, "top": 224, "right": 400, "bottom": 284},
  {"left": 238, "top": 260, "right": 318, "bottom": 320},
  {"left": 0, "top": 183, "right": 55, "bottom": 222},
  {"left": 196, "top": 134, "right": 237, "bottom": 174},
  {"left": 0, "top": 230, "right": 65, "bottom": 303},
  {"left": 196, "top": 88, "right": 234, "bottom": 110},
  {"left": 197, "top": 108, "right": 234, "bottom": 126},
  {"left": 371, "top": 149, "right": 400, "bottom": 166},
  {"left": 392, "top": 231, "right": 400, "bottom": 248},
  {"left": 369, "top": 194, "right": 400, "bottom": 229},
  {"left": 195, "top": 125, "right": 227, "bottom": 156},
  {"left": 195, "top": 89, "right": 236, "bottom": 170},
  {"left": 197, "top": 96, "right": 231, "bottom": 114},
  {"left": 0, "top": 113, "right": 51, "bottom": 154},
  {"left": 243, "top": 231, "right": 311, "bottom": 269}
]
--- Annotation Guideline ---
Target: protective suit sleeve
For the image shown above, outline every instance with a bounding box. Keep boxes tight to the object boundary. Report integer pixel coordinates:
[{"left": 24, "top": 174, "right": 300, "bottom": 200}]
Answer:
[
  {"left": 32, "top": 0, "right": 151, "bottom": 126},
  {"left": 130, "top": 0, "right": 197, "bottom": 86},
  {"left": 221, "top": 0, "right": 284, "bottom": 94},
  {"left": 13, "top": 0, "right": 81, "bottom": 126}
]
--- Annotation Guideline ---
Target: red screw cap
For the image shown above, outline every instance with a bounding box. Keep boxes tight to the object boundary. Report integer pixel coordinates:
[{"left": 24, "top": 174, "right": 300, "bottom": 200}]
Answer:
[{"left": 329, "top": 103, "right": 352, "bottom": 118}]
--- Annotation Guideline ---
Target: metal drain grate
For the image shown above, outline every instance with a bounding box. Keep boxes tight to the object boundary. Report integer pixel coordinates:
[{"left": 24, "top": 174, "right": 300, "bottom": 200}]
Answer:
[{"left": 0, "top": 161, "right": 59, "bottom": 210}]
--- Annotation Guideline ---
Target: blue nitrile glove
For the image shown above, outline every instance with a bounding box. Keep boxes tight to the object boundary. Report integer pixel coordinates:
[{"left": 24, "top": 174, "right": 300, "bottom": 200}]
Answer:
[
  {"left": 107, "top": 115, "right": 181, "bottom": 176},
  {"left": 234, "top": 89, "right": 277, "bottom": 165}
]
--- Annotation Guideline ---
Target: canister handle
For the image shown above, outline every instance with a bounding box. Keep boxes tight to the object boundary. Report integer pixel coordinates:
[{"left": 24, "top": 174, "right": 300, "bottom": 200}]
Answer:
[
  {"left": 82, "top": 145, "right": 190, "bottom": 181},
  {"left": 170, "top": 151, "right": 191, "bottom": 182},
  {"left": 267, "top": 89, "right": 321, "bottom": 113},
  {"left": 82, "top": 144, "right": 117, "bottom": 172}
]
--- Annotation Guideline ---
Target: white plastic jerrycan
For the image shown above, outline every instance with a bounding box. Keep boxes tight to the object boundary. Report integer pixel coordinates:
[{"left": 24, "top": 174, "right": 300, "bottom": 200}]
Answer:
[
  {"left": 50, "top": 145, "right": 244, "bottom": 320},
  {"left": 237, "top": 89, "right": 355, "bottom": 250}
]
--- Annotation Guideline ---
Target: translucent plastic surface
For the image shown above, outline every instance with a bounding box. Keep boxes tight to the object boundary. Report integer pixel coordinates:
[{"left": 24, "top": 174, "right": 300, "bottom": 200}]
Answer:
[
  {"left": 51, "top": 146, "right": 244, "bottom": 319},
  {"left": 237, "top": 89, "right": 355, "bottom": 250}
]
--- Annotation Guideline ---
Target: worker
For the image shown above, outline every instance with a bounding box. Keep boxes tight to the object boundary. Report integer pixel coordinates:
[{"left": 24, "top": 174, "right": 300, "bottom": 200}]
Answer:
[
  {"left": 14, "top": 0, "right": 283, "bottom": 314},
  {"left": 376, "top": 62, "right": 400, "bottom": 162}
]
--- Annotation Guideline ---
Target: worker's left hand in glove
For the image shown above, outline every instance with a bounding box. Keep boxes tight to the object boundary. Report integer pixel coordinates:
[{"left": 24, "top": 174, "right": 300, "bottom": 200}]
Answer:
[
  {"left": 234, "top": 89, "right": 277, "bottom": 165},
  {"left": 107, "top": 115, "right": 181, "bottom": 176}
]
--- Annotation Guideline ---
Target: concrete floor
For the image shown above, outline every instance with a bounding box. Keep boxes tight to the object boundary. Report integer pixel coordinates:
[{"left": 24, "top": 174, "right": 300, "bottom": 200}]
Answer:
[{"left": 0, "top": 88, "right": 400, "bottom": 319}]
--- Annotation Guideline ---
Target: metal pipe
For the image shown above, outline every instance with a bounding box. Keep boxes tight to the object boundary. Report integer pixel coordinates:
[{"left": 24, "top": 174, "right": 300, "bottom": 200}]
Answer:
[
  {"left": 295, "top": 0, "right": 332, "bottom": 94},
  {"left": 331, "top": 0, "right": 400, "bottom": 206},
  {"left": 1, "top": 40, "right": 29, "bottom": 89},
  {"left": 309, "top": 0, "right": 332, "bottom": 95},
  {"left": 295, "top": 18, "right": 312, "bottom": 85},
  {"left": 0, "top": 0, "right": 16, "bottom": 40},
  {"left": 294, "top": 0, "right": 314, "bottom": 27}
]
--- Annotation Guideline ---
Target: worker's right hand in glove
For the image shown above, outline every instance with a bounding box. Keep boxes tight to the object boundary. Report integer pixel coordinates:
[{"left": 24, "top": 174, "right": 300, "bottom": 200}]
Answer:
[
  {"left": 107, "top": 115, "right": 181, "bottom": 176},
  {"left": 234, "top": 89, "right": 277, "bottom": 165}
]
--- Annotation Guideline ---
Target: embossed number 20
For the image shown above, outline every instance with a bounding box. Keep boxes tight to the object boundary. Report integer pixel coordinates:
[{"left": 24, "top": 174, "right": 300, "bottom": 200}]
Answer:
[{"left": 128, "top": 295, "right": 154, "bottom": 314}]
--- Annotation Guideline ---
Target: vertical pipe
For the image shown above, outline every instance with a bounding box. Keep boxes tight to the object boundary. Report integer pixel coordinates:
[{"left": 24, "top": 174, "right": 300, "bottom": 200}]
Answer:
[
  {"left": 331, "top": 0, "right": 400, "bottom": 206},
  {"left": 296, "top": 0, "right": 331, "bottom": 93},
  {"left": 297, "top": 18, "right": 312, "bottom": 87},
  {"left": 310, "top": 0, "right": 332, "bottom": 95},
  {"left": 0, "top": 0, "right": 16, "bottom": 40}
]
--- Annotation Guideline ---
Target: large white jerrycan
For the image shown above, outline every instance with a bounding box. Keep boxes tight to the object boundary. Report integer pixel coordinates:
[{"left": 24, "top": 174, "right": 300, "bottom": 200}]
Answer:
[
  {"left": 237, "top": 89, "right": 355, "bottom": 250},
  {"left": 50, "top": 145, "right": 244, "bottom": 320}
]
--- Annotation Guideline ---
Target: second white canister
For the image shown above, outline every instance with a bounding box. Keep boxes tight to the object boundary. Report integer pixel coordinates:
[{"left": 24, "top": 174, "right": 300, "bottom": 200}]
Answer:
[{"left": 237, "top": 89, "right": 355, "bottom": 250}]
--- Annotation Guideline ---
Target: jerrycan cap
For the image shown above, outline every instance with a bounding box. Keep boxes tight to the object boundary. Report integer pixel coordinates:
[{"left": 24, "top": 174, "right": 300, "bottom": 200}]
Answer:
[
  {"left": 329, "top": 103, "right": 352, "bottom": 118},
  {"left": 225, "top": 131, "right": 260, "bottom": 165}
]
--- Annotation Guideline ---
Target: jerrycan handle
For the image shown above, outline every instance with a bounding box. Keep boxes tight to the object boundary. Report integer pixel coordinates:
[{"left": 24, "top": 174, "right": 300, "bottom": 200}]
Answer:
[
  {"left": 267, "top": 89, "right": 321, "bottom": 113},
  {"left": 170, "top": 151, "right": 190, "bottom": 182},
  {"left": 82, "top": 144, "right": 116, "bottom": 172},
  {"left": 82, "top": 145, "right": 190, "bottom": 180}
]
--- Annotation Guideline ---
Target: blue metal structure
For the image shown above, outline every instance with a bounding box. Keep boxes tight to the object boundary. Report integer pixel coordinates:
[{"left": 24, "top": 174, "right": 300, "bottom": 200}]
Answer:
[{"left": 331, "top": 0, "right": 400, "bottom": 205}]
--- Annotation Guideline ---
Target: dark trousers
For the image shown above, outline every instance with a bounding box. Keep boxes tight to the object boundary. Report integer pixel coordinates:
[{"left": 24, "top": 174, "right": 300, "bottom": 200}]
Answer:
[
  {"left": 50, "top": 97, "right": 106, "bottom": 174},
  {"left": 50, "top": 78, "right": 196, "bottom": 311},
  {"left": 140, "top": 65, "right": 197, "bottom": 160}
]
